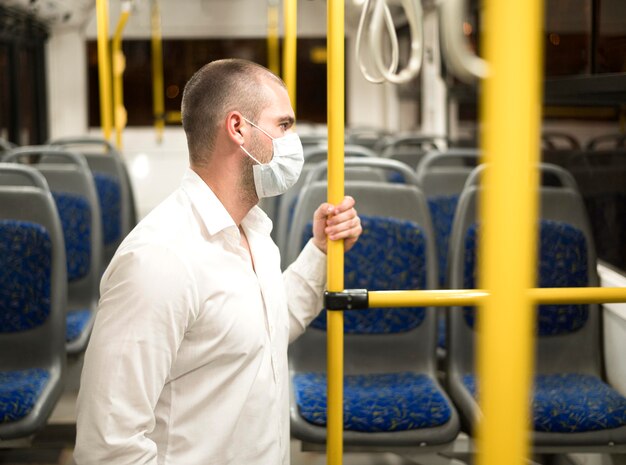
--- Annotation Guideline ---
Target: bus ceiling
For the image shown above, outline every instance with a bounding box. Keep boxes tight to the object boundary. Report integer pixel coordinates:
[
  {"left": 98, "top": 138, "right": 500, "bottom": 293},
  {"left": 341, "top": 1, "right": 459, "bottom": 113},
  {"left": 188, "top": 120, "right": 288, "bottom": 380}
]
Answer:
[{"left": 2, "top": 0, "right": 95, "bottom": 27}]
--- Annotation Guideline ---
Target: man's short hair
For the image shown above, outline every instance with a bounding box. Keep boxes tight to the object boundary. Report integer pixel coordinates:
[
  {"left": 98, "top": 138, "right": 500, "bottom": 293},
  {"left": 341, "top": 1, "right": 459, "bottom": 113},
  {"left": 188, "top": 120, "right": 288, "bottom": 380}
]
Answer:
[{"left": 181, "top": 59, "right": 284, "bottom": 166}]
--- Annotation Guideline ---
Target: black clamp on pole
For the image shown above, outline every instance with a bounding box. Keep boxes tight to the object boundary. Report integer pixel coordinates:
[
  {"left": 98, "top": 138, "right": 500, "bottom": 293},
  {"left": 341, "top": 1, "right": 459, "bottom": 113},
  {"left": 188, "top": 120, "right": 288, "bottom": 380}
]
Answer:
[{"left": 324, "top": 289, "right": 369, "bottom": 311}]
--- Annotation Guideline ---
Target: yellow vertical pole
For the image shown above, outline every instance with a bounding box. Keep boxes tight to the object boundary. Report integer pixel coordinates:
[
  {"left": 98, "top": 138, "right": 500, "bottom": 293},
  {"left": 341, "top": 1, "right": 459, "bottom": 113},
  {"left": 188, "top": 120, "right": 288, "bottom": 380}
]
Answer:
[
  {"left": 151, "top": 0, "right": 165, "bottom": 144},
  {"left": 477, "top": 1, "right": 543, "bottom": 465},
  {"left": 283, "top": 0, "right": 297, "bottom": 114},
  {"left": 267, "top": 0, "right": 280, "bottom": 76},
  {"left": 96, "top": 0, "right": 112, "bottom": 141},
  {"left": 112, "top": 3, "right": 131, "bottom": 150},
  {"left": 327, "top": 2, "right": 345, "bottom": 465}
]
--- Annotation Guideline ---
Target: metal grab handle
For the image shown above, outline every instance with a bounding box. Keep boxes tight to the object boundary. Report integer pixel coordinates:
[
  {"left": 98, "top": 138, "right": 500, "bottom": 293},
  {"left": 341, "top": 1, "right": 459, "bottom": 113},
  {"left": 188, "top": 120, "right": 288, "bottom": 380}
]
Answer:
[
  {"left": 355, "top": 0, "right": 399, "bottom": 83},
  {"left": 356, "top": 0, "right": 424, "bottom": 85},
  {"left": 371, "top": 0, "right": 423, "bottom": 84},
  {"left": 439, "top": 0, "right": 488, "bottom": 82}
]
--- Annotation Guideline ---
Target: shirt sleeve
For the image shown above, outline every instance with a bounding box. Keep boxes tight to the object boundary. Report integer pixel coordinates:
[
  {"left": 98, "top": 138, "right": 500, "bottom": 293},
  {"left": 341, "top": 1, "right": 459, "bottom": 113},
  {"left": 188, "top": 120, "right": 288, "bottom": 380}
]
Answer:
[
  {"left": 74, "top": 244, "right": 197, "bottom": 465},
  {"left": 283, "top": 239, "right": 327, "bottom": 343}
]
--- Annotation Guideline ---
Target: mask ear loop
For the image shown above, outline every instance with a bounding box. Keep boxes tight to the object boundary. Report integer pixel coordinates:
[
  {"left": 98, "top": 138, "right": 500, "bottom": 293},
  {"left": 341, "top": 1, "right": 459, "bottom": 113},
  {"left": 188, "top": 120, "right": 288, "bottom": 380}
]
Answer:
[
  {"left": 242, "top": 116, "right": 275, "bottom": 140},
  {"left": 240, "top": 144, "right": 263, "bottom": 165}
]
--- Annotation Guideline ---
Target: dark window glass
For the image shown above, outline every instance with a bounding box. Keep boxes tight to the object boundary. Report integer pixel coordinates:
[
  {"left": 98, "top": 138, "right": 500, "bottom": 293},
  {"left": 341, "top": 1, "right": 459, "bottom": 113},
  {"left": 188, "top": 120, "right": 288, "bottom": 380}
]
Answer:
[
  {"left": 595, "top": 0, "right": 626, "bottom": 73},
  {"left": 0, "top": 43, "right": 10, "bottom": 141},
  {"left": 87, "top": 38, "right": 327, "bottom": 127},
  {"left": 544, "top": 148, "right": 626, "bottom": 270},
  {"left": 0, "top": 7, "right": 47, "bottom": 146},
  {"left": 544, "top": 0, "right": 592, "bottom": 76},
  {"left": 17, "top": 45, "right": 36, "bottom": 145}
]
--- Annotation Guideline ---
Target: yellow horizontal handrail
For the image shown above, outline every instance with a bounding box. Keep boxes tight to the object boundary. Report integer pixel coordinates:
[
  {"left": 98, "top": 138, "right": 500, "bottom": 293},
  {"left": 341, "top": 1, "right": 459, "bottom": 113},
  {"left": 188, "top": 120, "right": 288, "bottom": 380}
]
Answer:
[
  {"left": 369, "top": 289, "right": 488, "bottom": 307},
  {"left": 529, "top": 287, "right": 626, "bottom": 304},
  {"left": 362, "top": 287, "right": 626, "bottom": 308}
]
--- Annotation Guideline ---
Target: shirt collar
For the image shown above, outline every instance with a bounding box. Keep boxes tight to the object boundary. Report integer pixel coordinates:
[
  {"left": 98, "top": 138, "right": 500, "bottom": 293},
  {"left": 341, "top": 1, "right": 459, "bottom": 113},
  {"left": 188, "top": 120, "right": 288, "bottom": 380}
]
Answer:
[{"left": 180, "top": 167, "right": 273, "bottom": 237}]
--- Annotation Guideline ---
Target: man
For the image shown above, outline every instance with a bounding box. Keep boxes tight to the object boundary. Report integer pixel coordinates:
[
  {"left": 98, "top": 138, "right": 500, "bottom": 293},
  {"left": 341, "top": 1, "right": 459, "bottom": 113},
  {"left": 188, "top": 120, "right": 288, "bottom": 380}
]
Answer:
[{"left": 74, "top": 59, "right": 361, "bottom": 464}]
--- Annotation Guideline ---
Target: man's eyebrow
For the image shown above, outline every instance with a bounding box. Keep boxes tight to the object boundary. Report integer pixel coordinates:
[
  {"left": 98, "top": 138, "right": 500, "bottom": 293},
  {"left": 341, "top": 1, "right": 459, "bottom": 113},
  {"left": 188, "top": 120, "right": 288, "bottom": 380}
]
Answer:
[{"left": 279, "top": 115, "right": 295, "bottom": 126}]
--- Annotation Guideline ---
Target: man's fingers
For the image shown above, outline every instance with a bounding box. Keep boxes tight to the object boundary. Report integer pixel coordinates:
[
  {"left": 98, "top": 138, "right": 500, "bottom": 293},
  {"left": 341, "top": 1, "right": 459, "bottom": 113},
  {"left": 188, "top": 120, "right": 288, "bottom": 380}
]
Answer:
[
  {"left": 314, "top": 202, "right": 335, "bottom": 220},
  {"left": 326, "top": 215, "right": 361, "bottom": 240},
  {"left": 333, "top": 196, "right": 355, "bottom": 214}
]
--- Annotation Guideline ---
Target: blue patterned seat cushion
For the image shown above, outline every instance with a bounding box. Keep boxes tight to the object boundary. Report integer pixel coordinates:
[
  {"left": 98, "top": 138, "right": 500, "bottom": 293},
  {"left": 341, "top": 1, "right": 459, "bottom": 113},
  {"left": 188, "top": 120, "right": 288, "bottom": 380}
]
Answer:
[
  {"left": 294, "top": 372, "right": 452, "bottom": 432},
  {"left": 302, "top": 215, "right": 428, "bottom": 334},
  {"left": 428, "top": 195, "right": 459, "bottom": 288},
  {"left": 66, "top": 309, "right": 92, "bottom": 343},
  {"left": 93, "top": 172, "right": 122, "bottom": 246},
  {"left": 388, "top": 171, "right": 405, "bottom": 183},
  {"left": 463, "top": 373, "right": 626, "bottom": 433},
  {"left": 52, "top": 192, "right": 91, "bottom": 282},
  {"left": 0, "top": 220, "right": 52, "bottom": 333},
  {"left": 462, "top": 220, "right": 589, "bottom": 335},
  {"left": 0, "top": 368, "right": 50, "bottom": 423}
]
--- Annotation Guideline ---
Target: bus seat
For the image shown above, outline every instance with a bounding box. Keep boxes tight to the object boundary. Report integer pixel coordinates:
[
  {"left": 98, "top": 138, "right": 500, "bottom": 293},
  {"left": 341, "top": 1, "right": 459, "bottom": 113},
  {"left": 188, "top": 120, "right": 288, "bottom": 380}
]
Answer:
[
  {"left": 541, "top": 131, "right": 581, "bottom": 151},
  {"left": 374, "top": 136, "right": 448, "bottom": 183},
  {"left": 0, "top": 164, "right": 66, "bottom": 441},
  {"left": 287, "top": 175, "right": 459, "bottom": 449},
  {"left": 585, "top": 133, "right": 626, "bottom": 151},
  {"left": 544, "top": 149, "right": 626, "bottom": 273},
  {"left": 446, "top": 163, "right": 626, "bottom": 448},
  {"left": 376, "top": 134, "right": 446, "bottom": 157},
  {"left": 0, "top": 138, "right": 16, "bottom": 153},
  {"left": 3, "top": 148, "right": 101, "bottom": 354},
  {"left": 303, "top": 144, "right": 378, "bottom": 164},
  {"left": 299, "top": 133, "right": 327, "bottom": 152},
  {"left": 415, "top": 150, "right": 480, "bottom": 351},
  {"left": 49, "top": 136, "right": 138, "bottom": 271},
  {"left": 275, "top": 147, "right": 378, "bottom": 269},
  {"left": 259, "top": 140, "right": 368, "bottom": 243},
  {"left": 416, "top": 149, "right": 480, "bottom": 289},
  {"left": 345, "top": 126, "right": 389, "bottom": 151},
  {"left": 278, "top": 157, "right": 413, "bottom": 270}
]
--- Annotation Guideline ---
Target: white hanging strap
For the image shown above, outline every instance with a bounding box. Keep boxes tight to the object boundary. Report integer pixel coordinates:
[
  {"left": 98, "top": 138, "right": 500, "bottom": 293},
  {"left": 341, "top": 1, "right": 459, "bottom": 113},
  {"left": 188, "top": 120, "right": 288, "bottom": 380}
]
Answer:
[
  {"left": 355, "top": 0, "right": 424, "bottom": 85},
  {"left": 438, "top": 0, "right": 489, "bottom": 82}
]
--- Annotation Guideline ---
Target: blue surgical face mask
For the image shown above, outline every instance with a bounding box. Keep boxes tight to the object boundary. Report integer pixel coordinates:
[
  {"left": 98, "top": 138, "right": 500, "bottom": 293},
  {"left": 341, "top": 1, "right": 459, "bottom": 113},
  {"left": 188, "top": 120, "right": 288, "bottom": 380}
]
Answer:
[{"left": 240, "top": 117, "right": 304, "bottom": 198}]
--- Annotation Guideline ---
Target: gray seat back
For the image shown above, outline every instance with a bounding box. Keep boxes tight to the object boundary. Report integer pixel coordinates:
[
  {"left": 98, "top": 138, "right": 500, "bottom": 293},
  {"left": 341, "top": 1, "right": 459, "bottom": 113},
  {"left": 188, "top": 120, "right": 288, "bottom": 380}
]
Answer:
[
  {"left": 416, "top": 149, "right": 480, "bottom": 195},
  {"left": 541, "top": 131, "right": 581, "bottom": 151},
  {"left": 287, "top": 181, "right": 438, "bottom": 374},
  {"left": 585, "top": 133, "right": 626, "bottom": 151},
  {"left": 446, "top": 163, "right": 604, "bottom": 429},
  {"left": 275, "top": 149, "right": 381, "bottom": 267},
  {"left": 288, "top": 177, "right": 461, "bottom": 446},
  {"left": 0, "top": 164, "right": 67, "bottom": 439},
  {"left": 415, "top": 149, "right": 480, "bottom": 287},
  {"left": 377, "top": 134, "right": 446, "bottom": 157},
  {"left": 49, "top": 136, "right": 138, "bottom": 267},
  {"left": 3, "top": 147, "right": 101, "bottom": 353},
  {"left": 345, "top": 127, "right": 388, "bottom": 151},
  {"left": 303, "top": 144, "right": 378, "bottom": 164}
]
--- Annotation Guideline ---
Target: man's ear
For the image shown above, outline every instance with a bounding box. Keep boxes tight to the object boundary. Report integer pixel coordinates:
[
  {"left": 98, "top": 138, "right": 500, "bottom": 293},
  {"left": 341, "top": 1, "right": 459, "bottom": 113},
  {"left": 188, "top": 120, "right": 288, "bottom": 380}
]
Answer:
[{"left": 225, "top": 111, "right": 246, "bottom": 146}]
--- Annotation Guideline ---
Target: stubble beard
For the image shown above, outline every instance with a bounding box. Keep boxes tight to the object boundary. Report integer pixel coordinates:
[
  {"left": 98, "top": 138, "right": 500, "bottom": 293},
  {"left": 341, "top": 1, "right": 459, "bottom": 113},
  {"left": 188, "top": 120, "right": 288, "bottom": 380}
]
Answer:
[{"left": 239, "top": 131, "right": 268, "bottom": 205}]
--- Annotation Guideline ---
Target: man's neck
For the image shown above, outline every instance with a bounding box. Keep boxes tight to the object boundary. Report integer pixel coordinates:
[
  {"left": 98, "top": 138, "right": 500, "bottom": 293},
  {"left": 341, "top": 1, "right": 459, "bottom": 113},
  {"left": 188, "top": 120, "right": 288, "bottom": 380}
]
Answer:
[{"left": 191, "top": 165, "right": 257, "bottom": 226}]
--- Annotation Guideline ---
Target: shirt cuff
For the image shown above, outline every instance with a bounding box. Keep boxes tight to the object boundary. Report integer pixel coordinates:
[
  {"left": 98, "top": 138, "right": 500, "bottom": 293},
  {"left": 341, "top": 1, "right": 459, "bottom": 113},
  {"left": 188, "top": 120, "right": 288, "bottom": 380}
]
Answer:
[{"left": 289, "top": 239, "right": 327, "bottom": 286}]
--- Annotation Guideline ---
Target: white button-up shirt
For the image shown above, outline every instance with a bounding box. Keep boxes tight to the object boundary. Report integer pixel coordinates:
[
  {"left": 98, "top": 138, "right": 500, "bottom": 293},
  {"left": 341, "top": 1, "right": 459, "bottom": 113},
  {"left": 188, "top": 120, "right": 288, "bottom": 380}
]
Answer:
[{"left": 74, "top": 168, "right": 326, "bottom": 465}]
